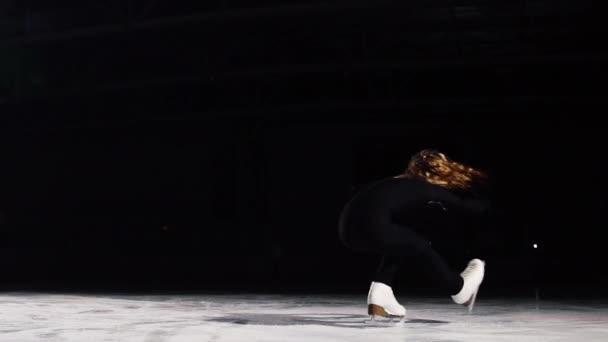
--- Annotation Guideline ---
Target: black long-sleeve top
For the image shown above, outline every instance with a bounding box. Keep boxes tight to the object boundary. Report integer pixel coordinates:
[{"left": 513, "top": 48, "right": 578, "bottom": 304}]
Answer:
[{"left": 338, "top": 177, "right": 491, "bottom": 245}]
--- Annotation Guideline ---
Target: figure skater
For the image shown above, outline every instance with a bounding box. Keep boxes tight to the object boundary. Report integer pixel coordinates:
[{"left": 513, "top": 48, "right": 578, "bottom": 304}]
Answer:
[{"left": 338, "top": 149, "right": 490, "bottom": 319}]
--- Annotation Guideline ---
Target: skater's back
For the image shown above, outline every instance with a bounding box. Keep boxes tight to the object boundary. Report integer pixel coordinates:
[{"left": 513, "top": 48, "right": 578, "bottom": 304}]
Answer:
[{"left": 339, "top": 175, "right": 488, "bottom": 248}]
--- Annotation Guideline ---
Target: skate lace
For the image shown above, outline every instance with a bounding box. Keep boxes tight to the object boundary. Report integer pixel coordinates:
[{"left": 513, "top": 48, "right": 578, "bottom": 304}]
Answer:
[{"left": 461, "top": 263, "right": 478, "bottom": 277}]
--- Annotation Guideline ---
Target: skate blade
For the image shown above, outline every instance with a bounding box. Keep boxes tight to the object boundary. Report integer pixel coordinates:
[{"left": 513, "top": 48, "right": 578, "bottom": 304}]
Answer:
[
  {"left": 466, "top": 289, "right": 478, "bottom": 314},
  {"left": 366, "top": 304, "right": 405, "bottom": 325},
  {"left": 365, "top": 315, "right": 406, "bottom": 326}
]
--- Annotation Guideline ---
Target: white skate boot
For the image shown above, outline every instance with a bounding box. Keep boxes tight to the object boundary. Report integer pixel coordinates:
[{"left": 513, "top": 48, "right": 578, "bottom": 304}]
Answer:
[
  {"left": 367, "top": 282, "right": 406, "bottom": 322},
  {"left": 451, "top": 259, "right": 485, "bottom": 313}
]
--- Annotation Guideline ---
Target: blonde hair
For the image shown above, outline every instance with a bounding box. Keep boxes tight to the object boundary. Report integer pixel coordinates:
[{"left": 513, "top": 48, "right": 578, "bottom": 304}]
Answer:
[{"left": 404, "top": 149, "right": 486, "bottom": 190}]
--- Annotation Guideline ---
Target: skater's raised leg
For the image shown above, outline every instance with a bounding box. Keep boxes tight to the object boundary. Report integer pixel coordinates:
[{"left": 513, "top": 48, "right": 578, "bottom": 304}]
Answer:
[{"left": 452, "top": 259, "right": 485, "bottom": 313}]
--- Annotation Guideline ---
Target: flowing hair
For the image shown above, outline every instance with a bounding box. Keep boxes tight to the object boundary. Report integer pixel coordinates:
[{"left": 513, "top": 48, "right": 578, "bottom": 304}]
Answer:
[{"left": 404, "top": 149, "right": 486, "bottom": 190}]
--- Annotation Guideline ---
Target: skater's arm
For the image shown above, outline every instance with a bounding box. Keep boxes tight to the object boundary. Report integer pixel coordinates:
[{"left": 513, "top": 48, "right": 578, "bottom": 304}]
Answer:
[{"left": 430, "top": 188, "right": 490, "bottom": 216}]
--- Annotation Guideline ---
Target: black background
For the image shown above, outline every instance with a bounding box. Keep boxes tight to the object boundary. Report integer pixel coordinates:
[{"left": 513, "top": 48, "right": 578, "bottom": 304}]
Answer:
[{"left": 0, "top": 0, "right": 606, "bottom": 298}]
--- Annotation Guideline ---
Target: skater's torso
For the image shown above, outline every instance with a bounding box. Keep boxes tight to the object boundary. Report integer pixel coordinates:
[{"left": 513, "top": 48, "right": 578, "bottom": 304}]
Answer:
[{"left": 338, "top": 177, "right": 487, "bottom": 248}]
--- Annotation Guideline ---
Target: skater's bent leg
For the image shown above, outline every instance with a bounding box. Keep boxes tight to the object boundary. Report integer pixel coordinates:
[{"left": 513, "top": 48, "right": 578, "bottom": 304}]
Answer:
[
  {"left": 372, "top": 224, "right": 464, "bottom": 296},
  {"left": 417, "top": 244, "right": 464, "bottom": 295}
]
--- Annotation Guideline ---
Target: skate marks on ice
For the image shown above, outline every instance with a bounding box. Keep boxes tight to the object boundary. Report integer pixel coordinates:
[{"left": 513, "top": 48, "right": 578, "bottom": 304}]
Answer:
[
  {"left": 207, "top": 313, "right": 448, "bottom": 328},
  {"left": 2, "top": 293, "right": 608, "bottom": 341}
]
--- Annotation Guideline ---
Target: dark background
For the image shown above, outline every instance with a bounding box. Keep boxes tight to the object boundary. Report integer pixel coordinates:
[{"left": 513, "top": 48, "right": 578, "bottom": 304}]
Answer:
[{"left": 0, "top": 0, "right": 606, "bottom": 298}]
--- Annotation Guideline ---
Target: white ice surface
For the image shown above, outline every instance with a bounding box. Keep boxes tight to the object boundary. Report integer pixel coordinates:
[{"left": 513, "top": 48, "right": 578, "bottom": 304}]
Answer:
[{"left": 1, "top": 293, "right": 607, "bottom": 341}]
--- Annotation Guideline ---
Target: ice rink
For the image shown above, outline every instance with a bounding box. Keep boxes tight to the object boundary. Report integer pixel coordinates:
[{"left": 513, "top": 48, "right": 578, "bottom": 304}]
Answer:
[{"left": 1, "top": 293, "right": 607, "bottom": 341}]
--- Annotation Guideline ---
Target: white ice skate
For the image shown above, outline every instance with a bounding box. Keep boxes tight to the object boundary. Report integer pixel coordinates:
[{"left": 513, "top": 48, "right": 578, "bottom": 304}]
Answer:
[
  {"left": 451, "top": 259, "right": 485, "bottom": 314},
  {"left": 366, "top": 282, "right": 406, "bottom": 323}
]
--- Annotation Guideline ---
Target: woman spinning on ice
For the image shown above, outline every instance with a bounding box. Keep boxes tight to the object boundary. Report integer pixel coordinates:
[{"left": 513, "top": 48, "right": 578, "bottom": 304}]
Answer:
[{"left": 338, "top": 149, "right": 489, "bottom": 319}]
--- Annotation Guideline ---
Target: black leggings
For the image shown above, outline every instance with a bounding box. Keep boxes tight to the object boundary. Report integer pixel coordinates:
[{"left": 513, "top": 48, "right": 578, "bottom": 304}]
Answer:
[{"left": 346, "top": 222, "right": 464, "bottom": 296}]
